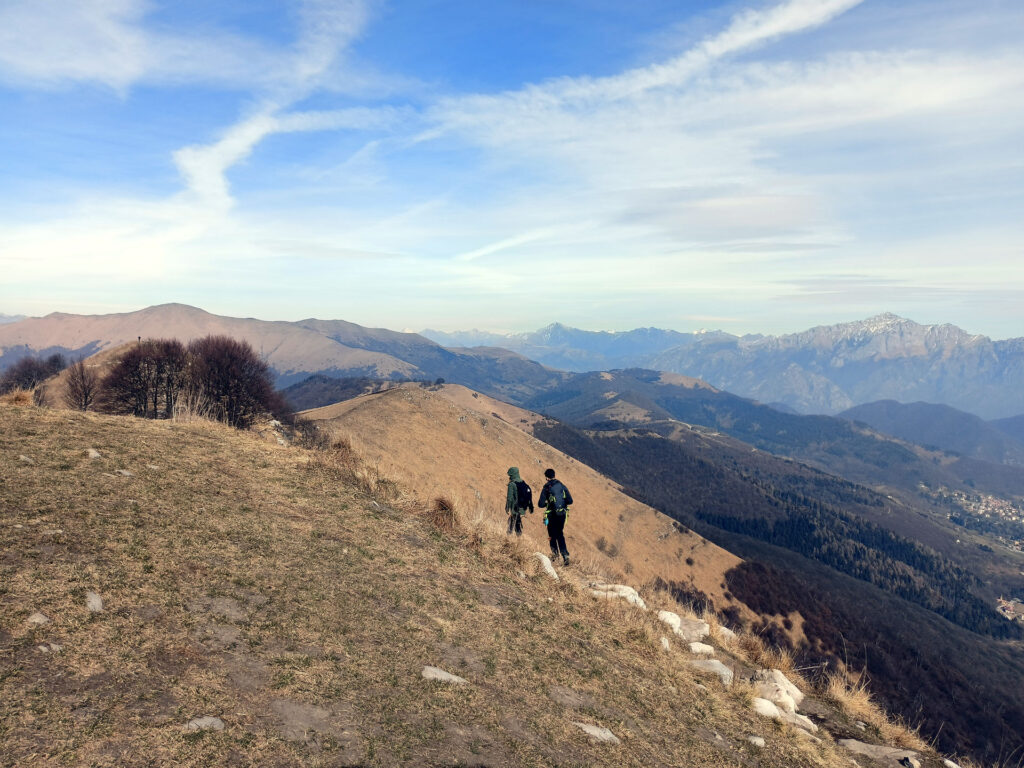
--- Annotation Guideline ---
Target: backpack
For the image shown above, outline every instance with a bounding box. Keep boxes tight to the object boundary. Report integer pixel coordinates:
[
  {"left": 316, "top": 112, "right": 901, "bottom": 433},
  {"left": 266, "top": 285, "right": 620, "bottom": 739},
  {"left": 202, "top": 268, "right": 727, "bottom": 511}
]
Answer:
[
  {"left": 545, "top": 481, "right": 572, "bottom": 514},
  {"left": 515, "top": 480, "right": 533, "bottom": 511}
]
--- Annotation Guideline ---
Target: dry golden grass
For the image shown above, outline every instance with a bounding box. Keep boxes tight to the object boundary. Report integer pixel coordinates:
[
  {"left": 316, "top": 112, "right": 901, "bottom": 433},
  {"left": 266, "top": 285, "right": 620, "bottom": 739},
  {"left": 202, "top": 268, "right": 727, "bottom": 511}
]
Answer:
[
  {"left": 735, "top": 630, "right": 797, "bottom": 674},
  {"left": 824, "top": 671, "right": 928, "bottom": 752},
  {"left": 0, "top": 387, "right": 34, "bottom": 405},
  {"left": 0, "top": 402, "right": 959, "bottom": 768},
  {"left": 300, "top": 385, "right": 749, "bottom": 615}
]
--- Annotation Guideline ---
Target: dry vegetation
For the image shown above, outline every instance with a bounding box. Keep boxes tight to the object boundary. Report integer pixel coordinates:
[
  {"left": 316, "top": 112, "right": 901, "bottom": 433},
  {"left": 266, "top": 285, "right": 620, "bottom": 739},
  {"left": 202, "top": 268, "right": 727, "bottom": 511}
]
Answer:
[{"left": 0, "top": 402, "right": 974, "bottom": 767}]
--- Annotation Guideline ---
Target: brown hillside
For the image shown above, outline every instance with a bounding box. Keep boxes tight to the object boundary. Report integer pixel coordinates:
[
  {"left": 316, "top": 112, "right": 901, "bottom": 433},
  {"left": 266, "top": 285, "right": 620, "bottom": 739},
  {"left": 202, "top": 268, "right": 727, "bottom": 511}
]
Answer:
[
  {"left": 3, "top": 403, "right": 942, "bottom": 768},
  {"left": 0, "top": 304, "right": 414, "bottom": 380},
  {"left": 35, "top": 343, "right": 135, "bottom": 409},
  {"left": 302, "top": 384, "right": 747, "bottom": 614}
]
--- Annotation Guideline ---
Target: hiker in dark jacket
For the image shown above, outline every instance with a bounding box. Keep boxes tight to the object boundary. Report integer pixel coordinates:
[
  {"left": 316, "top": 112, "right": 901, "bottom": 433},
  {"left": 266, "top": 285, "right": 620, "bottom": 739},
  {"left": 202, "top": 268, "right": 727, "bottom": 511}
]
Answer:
[
  {"left": 538, "top": 468, "right": 573, "bottom": 565},
  {"left": 505, "top": 466, "right": 533, "bottom": 536}
]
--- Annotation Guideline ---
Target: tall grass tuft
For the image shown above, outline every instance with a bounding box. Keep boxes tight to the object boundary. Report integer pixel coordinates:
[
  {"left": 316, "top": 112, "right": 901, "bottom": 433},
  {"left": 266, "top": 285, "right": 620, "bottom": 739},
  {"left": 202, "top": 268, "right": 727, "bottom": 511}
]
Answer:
[
  {"left": 428, "top": 496, "right": 457, "bottom": 532},
  {"left": 0, "top": 387, "right": 35, "bottom": 405}
]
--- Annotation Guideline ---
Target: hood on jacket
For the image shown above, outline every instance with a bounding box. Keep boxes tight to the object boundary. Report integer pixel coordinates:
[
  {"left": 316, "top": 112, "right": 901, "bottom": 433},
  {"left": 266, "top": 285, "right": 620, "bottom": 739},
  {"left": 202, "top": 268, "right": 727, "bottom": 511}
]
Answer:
[{"left": 507, "top": 467, "right": 521, "bottom": 482}]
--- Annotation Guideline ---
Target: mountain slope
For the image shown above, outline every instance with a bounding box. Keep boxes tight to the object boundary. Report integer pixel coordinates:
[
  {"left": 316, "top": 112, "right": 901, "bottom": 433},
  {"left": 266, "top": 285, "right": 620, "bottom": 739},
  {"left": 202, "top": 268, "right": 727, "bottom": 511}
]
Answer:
[
  {"left": 525, "top": 369, "right": 1024, "bottom": 503},
  {"left": 300, "top": 384, "right": 743, "bottom": 610},
  {"left": 992, "top": 413, "right": 1024, "bottom": 445},
  {"left": 524, "top": 419, "right": 1024, "bottom": 761},
  {"left": 294, "top": 382, "right": 1024, "bottom": 762},
  {"left": 2, "top": 402, "right": 933, "bottom": 768},
  {"left": 840, "top": 400, "right": 1024, "bottom": 466},
  {"left": 0, "top": 304, "right": 413, "bottom": 383}
]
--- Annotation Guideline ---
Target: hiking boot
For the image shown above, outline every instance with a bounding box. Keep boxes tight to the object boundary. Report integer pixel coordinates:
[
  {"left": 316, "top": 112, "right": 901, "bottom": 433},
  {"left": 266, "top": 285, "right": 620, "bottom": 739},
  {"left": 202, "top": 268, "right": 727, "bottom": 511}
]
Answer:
[{"left": 562, "top": 556, "right": 570, "bottom": 566}]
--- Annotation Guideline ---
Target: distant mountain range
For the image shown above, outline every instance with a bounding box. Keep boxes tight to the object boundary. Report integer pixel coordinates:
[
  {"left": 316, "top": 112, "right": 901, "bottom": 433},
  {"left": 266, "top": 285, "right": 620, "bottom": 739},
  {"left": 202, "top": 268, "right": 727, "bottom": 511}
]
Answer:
[
  {"left": 425, "top": 314, "right": 1024, "bottom": 419},
  {"left": 0, "top": 313, "right": 25, "bottom": 325},
  {"left": 0, "top": 304, "right": 564, "bottom": 402},
  {"left": 422, "top": 323, "right": 706, "bottom": 372}
]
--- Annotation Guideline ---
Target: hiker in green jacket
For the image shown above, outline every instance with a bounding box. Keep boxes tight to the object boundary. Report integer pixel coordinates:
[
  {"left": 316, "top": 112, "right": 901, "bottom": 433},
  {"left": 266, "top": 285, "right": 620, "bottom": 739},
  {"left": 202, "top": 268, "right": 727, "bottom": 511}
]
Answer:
[{"left": 505, "top": 467, "right": 534, "bottom": 536}]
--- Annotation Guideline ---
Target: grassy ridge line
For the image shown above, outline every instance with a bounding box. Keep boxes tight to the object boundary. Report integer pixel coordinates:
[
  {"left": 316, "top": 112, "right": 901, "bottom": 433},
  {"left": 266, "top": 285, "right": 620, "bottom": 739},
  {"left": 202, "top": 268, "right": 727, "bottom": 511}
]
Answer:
[{"left": 0, "top": 403, "right": 941, "bottom": 767}]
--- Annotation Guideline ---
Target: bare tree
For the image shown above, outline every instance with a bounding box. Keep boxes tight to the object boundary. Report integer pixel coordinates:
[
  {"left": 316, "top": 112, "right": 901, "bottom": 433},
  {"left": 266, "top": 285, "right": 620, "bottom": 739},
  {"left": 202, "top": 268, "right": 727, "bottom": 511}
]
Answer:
[
  {"left": 187, "top": 335, "right": 286, "bottom": 428},
  {"left": 64, "top": 358, "right": 100, "bottom": 411}
]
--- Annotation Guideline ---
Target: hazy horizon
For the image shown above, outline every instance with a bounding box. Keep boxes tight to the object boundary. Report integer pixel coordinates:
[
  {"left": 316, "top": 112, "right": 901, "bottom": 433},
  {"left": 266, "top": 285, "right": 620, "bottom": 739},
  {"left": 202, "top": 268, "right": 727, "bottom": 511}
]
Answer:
[{"left": 3, "top": 301, "right": 1021, "bottom": 342}]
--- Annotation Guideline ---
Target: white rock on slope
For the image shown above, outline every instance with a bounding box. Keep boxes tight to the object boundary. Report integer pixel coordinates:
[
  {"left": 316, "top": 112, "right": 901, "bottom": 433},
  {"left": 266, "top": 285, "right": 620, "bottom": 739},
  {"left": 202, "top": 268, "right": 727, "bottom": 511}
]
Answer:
[
  {"left": 753, "top": 669, "right": 804, "bottom": 713},
  {"left": 657, "top": 610, "right": 709, "bottom": 642},
  {"left": 184, "top": 716, "right": 224, "bottom": 732},
  {"left": 589, "top": 583, "right": 646, "bottom": 610},
  {"left": 85, "top": 591, "right": 104, "bottom": 613},
  {"left": 422, "top": 666, "right": 468, "bottom": 685},
  {"left": 689, "top": 659, "right": 733, "bottom": 686},
  {"left": 573, "top": 722, "right": 621, "bottom": 744},
  {"left": 534, "top": 553, "right": 559, "bottom": 581},
  {"left": 689, "top": 642, "right": 714, "bottom": 655},
  {"left": 751, "top": 697, "right": 818, "bottom": 732},
  {"left": 839, "top": 739, "right": 920, "bottom": 767}
]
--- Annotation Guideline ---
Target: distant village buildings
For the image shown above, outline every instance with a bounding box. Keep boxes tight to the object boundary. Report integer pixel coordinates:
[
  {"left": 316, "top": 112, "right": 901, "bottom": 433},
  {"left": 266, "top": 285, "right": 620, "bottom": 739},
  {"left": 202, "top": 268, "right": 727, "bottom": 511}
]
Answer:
[
  {"left": 917, "top": 482, "right": 1024, "bottom": 552},
  {"left": 997, "top": 597, "right": 1024, "bottom": 623}
]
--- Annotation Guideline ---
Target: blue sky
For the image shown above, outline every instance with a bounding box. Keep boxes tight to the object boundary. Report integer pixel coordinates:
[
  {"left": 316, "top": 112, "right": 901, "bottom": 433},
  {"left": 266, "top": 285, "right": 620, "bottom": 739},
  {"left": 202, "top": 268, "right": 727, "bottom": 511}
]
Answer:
[{"left": 1, "top": 0, "right": 1023, "bottom": 338}]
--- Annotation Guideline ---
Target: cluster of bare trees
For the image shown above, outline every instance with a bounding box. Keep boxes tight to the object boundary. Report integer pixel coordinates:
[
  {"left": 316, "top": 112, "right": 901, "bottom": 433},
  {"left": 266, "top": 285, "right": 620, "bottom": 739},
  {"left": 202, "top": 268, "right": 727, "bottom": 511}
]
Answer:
[
  {"left": 0, "top": 353, "right": 67, "bottom": 394},
  {"left": 1, "top": 336, "right": 289, "bottom": 429},
  {"left": 101, "top": 336, "right": 288, "bottom": 428}
]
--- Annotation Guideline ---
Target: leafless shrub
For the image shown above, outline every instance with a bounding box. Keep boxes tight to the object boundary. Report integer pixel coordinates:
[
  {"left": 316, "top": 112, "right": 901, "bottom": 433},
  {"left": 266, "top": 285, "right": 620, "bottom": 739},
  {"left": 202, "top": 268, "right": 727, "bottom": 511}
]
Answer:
[
  {"left": 294, "top": 418, "right": 332, "bottom": 451},
  {"left": 99, "top": 335, "right": 288, "bottom": 429},
  {"left": 428, "top": 496, "right": 457, "bottom": 532},
  {"left": 187, "top": 335, "right": 288, "bottom": 428},
  {"left": 0, "top": 354, "right": 66, "bottom": 394},
  {"left": 64, "top": 358, "right": 100, "bottom": 411}
]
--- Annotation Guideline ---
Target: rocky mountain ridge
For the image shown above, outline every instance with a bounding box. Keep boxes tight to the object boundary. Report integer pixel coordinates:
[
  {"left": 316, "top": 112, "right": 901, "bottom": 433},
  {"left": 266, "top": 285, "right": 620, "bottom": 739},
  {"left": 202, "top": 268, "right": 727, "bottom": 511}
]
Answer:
[{"left": 428, "top": 315, "right": 1024, "bottom": 419}]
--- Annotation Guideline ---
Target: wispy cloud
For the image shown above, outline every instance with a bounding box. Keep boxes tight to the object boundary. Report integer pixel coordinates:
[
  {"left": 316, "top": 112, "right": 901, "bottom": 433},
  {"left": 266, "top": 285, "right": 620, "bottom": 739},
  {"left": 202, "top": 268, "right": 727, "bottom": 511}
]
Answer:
[
  {"left": 455, "top": 229, "right": 558, "bottom": 262},
  {"left": 174, "top": 106, "right": 399, "bottom": 210},
  {"left": 0, "top": 0, "right": 286, "bottom": 91}
]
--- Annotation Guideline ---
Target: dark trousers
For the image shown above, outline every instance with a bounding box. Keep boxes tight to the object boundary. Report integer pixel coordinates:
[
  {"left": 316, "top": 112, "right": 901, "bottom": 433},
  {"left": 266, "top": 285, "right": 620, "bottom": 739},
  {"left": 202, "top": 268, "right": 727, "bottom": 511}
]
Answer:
[
  {"left": 547, "top": 512, "right": 568, "bottom": 559},
  {"left": 507, "top": 512, "right": 523, "bottom": 536}
]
